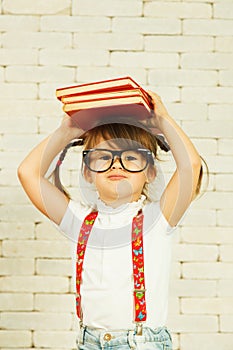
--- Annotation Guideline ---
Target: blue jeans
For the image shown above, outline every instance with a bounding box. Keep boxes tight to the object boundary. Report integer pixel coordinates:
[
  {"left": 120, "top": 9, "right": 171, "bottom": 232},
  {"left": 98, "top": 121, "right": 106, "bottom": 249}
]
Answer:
[{"left": 77, "top": 325, "right": 173, "bottom": 350}]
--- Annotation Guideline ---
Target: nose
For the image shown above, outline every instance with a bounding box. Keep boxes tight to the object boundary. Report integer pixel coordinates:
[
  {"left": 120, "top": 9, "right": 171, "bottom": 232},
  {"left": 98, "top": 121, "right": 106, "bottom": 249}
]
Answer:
[{"left": 111, "top": 156, "right": 123, "bottom": 169}]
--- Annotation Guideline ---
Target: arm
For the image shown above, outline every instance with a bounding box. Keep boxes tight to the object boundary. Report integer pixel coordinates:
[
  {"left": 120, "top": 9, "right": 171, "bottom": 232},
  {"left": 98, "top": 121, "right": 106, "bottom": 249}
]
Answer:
[
  {"left": 147, "top": 92, "right": 202, "bottom": 227},
  {"left": 17, "top": 116, "right": 83, "bottom": 225}
]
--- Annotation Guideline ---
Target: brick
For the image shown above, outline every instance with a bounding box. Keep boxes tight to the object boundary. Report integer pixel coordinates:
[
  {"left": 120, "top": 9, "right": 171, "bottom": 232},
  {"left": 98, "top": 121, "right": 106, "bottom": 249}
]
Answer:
[
  {"left": 204, "top": 156, "right": 233, "bottom": 173},
  {"left": 1, "top": 169, "right": 27, "bottom": 187},
  {"left": 181, "top": 333, "right": 233, "bottom": 350},
  {"left": 112, "top": 17, "right": 180, "bottom": 34},
  {"left": 0, "top": 276, "right": 69, "bottom": 293},
  {"left": 183, "top": 19, "right": 233, "bottom": 35},
  {"left": 0, "top": 312, "right": 72, "bottom": 330},
  {"left": 39, "top": 83, "right": 65, "bottom": 100},
  {"left": 35, "top": 222, "right": 64, "bottom": 240},
  {"left": 2, "top": 32, "right": 72, "bottom": 48},
  {"left": 111, "top": 52, "right": 179, "bottom": 68},
  {"left": 1, "top": 117, "right": 38, "bottom": 133},
  {"left": 168, "top": 297, "right": 180, "bottom": 315},
  {"left": 75, "top": 0, "right": 142, "bottom": 16},
  {"left": 1, "top": 187, "right": 33, "bottom": 205},
  {"left": 3, "top": 0, "right": 70, "bottom": 15},
  {"left": 148, "top": 69, "right": 217, "bottom": 86},
  {"left": 181, "top": 227, "right": 233, "bottom": 244},
  {"left": 183, "top": 262, "right": 233, "bottom": 279},
  {"left": 218, "top": 210, "right": 233, "bottom": 227},
  {"left": 221, "top": 315, "right": 233, "bottom": 332},
  {"left": 36, "top": 259, "right": 72, "bottom": 276},
  {"left": 191, "top": 138, "right": 217, "bottom": 155},
  {"left": 220, "top": 246, "right": 233, "bottom": 262},
  {"left": 219, "top": 70, "right": 233, "bottom": 86},
  {"left": 165, "top": 103, "right": 208, "bottom": 121},
  {"left": 77, "top": 67, "right": 147, "bottom": 85},
  {"left": 1, "top": 134, "right": 43, "bottom": 151},
  {"left": 74, "top": 33, "right": 143, "bottom": 50},
  {"left": 38, "top": 117, "right": 64, "bottom": 135},
  {"left": 0, "top": 67, "right": 4, "bottom": 81},
  {"left": 216, "top": 174, "right": 233, "bottom": 191},
  {"left": 34, "top": 331, "right": 76, "bottom": 348},
  {"left": 0, "top": 83, "right": 37, "bottom": 99},
  {"left": 181, "top": 53, "right": 233, "bottom": 70},
  {"left": 35, "top": 294, "right": 75, "bottom": 312},
  {"left": 144, "top": 2, "right": 211, "bottom": 18},
  {"left": 0, "top": 49, "right": 38, "bottom": 65},
  {"left": 214, "top": 3, "right": 233, "bottom": 19},
  {"left": 174, "top": 244, "right": 218, "bottom": 262},
  {"left": 0, "top": 100, "right": 61, "bottom": 117},
  {"left": 0, "top": 223, "right": 34, "bottom": 240},
  {"left": 181, "top": 297, "right": 233, "bottom": 314},
  {"left": 0, "top": 15, "right": 39, "bottom": 31},
  {"left": 145, "top": 86, "right": 180, "bottom": 102},
  {"left": 179, "top": 208, "right": 216, "bottom": 227},
  {"left": 40, "top": 49, "right": 109, "bottom": 66},
  {"left": 218, "top": 139, "right": 233, "bottom": 155},
  {"left": 168, "top": 315, "right": 218, "bottom": 332},
  {"left": 218, "top": 280, "right": 233, "bottom": 297},
  {"left": 2, "top": 240, "right": 71, "bottom": 258},
  {"left": 0, "top": 293, "right": 33, "bottom": 311},
  {"left": 182, "top": 87, "right": 233, "bottom": 103},
  {"left": 145, "top": 35, "right": 214, "bottom": 52},
  {"left": 216, "top": 37, "right": 233, "bottom": 52},
  {"left": 170, "top": 279, "right": 217, "bottom": 297},
  {"left": 191, "top": 192, "right": 233, "bottom": 210},
  {"left": 209, "top": 104, "right": 233, "bottom": 120},
  {"left": 0, "top": 258, "right": 34, "bottom": 275},
  {"left": 41, "top": 15, "right": 111, "bottom": 32},
  {"left": 0, "top": 331, "right": 31, "bottom": 347},
  {"left": 6, "top": 66, "right": 75, "bottom": 83}
]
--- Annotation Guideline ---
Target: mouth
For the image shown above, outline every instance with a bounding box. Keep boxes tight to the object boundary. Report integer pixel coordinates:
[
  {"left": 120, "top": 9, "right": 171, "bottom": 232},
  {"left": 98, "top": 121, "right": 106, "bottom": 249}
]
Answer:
[{"left": 107, "top": 174, "right": 127, "bottom": 181}]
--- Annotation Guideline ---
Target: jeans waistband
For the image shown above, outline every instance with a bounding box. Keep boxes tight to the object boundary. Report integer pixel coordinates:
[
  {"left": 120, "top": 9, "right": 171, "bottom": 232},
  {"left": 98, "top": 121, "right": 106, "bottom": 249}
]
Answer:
[{"left": 78, "top": 324, "right": 172, "bottom": 348}]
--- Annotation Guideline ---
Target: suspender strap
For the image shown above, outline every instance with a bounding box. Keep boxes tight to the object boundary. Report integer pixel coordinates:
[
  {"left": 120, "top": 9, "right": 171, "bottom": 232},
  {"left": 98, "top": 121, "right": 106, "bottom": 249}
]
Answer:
[
  {"left": 76, "top": 210, "right": 147, "bottom": 325},
  {"left": 76, "top": 211, "right": 98, "bottom": 318},
  {"left": 131, "top": 210, "right": 147, "bottom": 323}
]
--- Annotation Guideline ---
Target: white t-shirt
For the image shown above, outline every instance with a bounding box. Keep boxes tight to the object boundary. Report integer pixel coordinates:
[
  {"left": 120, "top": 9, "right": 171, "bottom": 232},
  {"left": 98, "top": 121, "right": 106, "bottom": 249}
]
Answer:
[{"left": 58, "top": 195, "right": 176, "bottom": 330}]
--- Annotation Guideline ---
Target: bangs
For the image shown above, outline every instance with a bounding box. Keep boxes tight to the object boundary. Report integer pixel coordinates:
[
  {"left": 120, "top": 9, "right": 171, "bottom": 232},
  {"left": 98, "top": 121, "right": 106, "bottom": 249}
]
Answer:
[{"left": 82, "top": 122, "right": 158, "bottom": 157}]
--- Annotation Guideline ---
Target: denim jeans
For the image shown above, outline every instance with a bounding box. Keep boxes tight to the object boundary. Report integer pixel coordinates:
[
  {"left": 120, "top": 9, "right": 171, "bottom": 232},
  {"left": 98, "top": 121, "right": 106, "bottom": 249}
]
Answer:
[{"left": 77, "top": 325, "right": 173, "bottom": 350}]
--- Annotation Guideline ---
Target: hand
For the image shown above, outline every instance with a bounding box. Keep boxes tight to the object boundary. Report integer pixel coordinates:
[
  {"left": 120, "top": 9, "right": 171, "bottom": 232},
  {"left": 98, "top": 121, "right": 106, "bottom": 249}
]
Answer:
[
  {"left": 58, "top": 114, "right": 84, "bottom": 141},
  {"left": 144, "top": 91, "right": 171, "bottom": 131}
]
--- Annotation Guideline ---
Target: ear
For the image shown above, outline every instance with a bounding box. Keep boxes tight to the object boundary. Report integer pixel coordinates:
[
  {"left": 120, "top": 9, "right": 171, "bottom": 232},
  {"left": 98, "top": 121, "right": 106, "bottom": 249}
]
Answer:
[
  {"left": 83, "top": 166, "right": 93, "bottom": 183},
  {"left": 146, "top": 165, "right": 156, "bottom": 183}
]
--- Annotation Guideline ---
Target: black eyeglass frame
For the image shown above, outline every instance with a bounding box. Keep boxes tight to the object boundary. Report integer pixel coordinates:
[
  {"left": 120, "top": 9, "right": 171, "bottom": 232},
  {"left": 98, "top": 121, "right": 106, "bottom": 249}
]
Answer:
[{"left": 82, "top": 148, "right": 154, "bottom": 173}]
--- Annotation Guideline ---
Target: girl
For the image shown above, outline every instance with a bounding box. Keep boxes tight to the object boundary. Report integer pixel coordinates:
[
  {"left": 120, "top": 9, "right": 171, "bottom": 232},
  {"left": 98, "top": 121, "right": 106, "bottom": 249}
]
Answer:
[{"left": 18, "top": 92, "right": 203, "bottom": 350}]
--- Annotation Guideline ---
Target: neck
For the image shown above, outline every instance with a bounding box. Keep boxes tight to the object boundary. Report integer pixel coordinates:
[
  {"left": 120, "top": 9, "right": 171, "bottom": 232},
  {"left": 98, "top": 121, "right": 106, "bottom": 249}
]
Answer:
[{"left": 99, "top": 193, "right": 142, "bottom": 208}]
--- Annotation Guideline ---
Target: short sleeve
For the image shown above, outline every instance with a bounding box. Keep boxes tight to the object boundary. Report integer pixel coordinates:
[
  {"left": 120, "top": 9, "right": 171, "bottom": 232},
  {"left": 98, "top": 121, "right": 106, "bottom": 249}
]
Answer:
[{"left": 57, "top": 199, "right": 91, "bottom": 243}]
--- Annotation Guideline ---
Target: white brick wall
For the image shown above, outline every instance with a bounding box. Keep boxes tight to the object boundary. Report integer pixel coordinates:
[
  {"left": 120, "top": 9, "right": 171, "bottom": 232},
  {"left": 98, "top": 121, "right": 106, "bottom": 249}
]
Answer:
[{"left": 1, "top": 0, "right": 233, "bottom": 349}]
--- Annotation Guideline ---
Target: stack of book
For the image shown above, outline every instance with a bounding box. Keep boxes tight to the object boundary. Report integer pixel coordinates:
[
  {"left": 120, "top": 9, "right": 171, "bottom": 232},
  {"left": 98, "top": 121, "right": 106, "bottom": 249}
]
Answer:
[{"left": 56, "top": 76, "right": 154, "bottom": 130}]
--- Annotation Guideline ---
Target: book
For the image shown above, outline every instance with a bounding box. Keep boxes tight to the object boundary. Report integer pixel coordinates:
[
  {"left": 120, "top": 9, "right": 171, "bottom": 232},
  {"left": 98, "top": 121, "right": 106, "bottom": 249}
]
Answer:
[
  {"left": 60, "top": 88, "right": 148, "bottom": 104},
  {"left": 56, "top": 76, "right": 142, "bottom": 100},
  {"left": 56, "top": 76, "right": 154, "bottom": 130}
]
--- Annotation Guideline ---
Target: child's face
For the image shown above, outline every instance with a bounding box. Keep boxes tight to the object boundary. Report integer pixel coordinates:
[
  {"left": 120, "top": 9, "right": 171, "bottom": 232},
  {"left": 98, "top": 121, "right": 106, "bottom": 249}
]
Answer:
[{"left": 83, "top": 138, "right": 156, "bottom": 207}]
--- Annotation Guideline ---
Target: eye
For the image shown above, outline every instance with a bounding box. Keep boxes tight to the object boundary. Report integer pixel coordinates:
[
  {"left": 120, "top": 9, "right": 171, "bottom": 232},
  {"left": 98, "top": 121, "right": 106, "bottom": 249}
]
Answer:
[
  {"left": 125, "top": 155, "right": 137, "bottom": 161},
  {"left": 100, "top": 155, "right": 111, "bottom": 161}
]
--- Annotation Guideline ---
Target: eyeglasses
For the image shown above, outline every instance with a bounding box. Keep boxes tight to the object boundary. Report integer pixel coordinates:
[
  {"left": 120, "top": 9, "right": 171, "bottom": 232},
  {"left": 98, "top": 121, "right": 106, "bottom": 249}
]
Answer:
[{"left": 83, "top": 148, "right": 154, "bottom": 173}]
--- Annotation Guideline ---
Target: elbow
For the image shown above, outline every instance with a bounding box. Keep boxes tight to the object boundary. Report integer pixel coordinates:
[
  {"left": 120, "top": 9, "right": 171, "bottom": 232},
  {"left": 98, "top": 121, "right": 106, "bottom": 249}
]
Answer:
[{"left": 17, "top": 163, "right": 27, "bottom": 184}]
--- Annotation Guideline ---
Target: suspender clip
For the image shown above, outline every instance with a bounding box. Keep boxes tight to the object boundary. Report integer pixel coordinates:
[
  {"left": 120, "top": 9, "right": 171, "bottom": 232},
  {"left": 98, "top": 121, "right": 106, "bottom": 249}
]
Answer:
[{"left": 136, "top": 323, "right": 143, "bottom": 336}]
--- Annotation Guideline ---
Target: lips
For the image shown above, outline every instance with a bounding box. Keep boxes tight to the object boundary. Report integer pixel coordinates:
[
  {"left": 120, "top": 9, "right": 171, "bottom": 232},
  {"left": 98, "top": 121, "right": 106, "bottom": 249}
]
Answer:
[{"left": 107, "top": 173, "right": 127, "bottom": 180}]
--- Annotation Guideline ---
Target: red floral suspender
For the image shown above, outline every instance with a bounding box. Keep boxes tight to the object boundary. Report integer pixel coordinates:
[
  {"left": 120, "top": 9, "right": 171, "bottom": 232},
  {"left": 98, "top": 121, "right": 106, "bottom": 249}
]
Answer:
[{"left": 76, "top": 210, "right": 147, "bottom": 327}]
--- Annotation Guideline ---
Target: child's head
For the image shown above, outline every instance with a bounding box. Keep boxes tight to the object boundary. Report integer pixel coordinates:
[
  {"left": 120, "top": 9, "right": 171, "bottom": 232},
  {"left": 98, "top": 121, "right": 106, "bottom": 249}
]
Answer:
[{"left": 80, "top": 122, "right": 158, "bottom": 206}]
